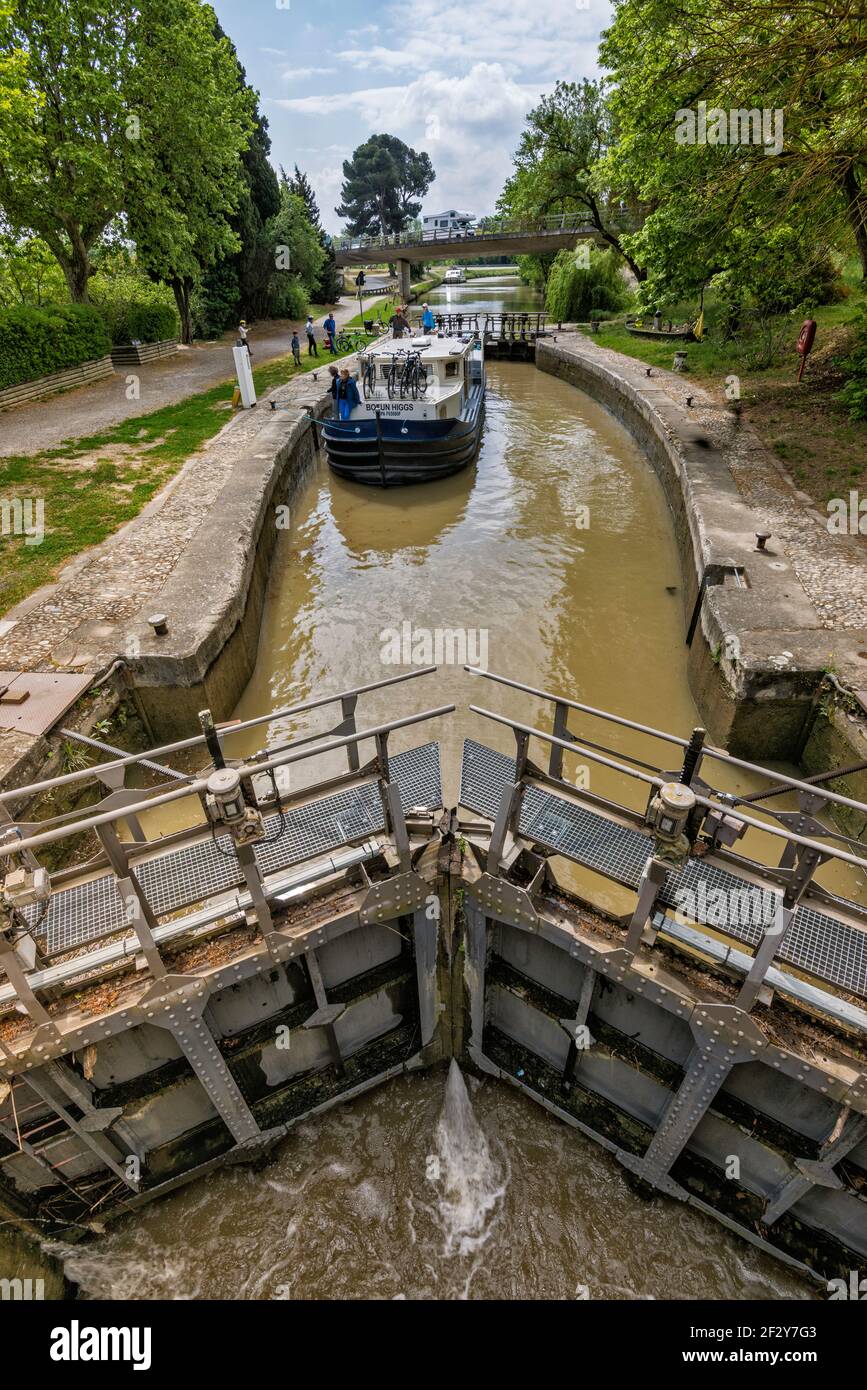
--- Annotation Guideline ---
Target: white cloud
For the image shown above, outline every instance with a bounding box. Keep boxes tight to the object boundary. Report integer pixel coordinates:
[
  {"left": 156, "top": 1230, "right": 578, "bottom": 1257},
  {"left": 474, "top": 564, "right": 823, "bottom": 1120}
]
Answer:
[
  {"left": 281, "top": 64, "right": 337, "bottom": 80},
  {"left": 336, "top": 0, "right": 605, "bottom": 76},
  {"left": 276, "top": 61, "right": 557, "bottom": 225},
  {"left": 263, "top": 0, "right": 610, "bottom": 228}
]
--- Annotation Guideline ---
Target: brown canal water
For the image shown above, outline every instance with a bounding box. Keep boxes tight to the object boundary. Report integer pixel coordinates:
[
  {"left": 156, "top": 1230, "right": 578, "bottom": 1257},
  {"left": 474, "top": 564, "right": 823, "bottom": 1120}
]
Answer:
[{"left": 50, "top": 279, "right": 864, "bottom": 1298}]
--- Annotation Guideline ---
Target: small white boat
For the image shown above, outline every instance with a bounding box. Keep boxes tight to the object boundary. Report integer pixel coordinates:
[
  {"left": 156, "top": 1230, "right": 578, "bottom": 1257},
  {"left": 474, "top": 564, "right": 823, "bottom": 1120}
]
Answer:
[{"left": 444, "top": 267, "right": 466, "bottom": 284}]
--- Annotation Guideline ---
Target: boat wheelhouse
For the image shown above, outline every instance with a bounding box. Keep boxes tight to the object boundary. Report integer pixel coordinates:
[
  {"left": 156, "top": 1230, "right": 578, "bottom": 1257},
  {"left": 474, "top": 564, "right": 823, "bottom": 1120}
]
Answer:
[{"left": 321, "top": 331, "right": 485, "bottom": 487}]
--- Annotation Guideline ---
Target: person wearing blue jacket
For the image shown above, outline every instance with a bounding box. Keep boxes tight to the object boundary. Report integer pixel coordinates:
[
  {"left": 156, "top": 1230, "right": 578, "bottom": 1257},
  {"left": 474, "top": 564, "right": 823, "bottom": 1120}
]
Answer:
[
  {"left": 336, "top": 368, "right": 360, "bottom": 419},
  {"left": 421, "top": 303, "right": 436, "bottom": 332}
]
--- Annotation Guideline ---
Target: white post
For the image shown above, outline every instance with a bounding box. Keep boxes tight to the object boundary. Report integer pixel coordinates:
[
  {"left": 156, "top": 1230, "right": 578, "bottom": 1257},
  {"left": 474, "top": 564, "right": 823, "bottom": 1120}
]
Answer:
[{"left": 233, "top": 345, "right": 256, "bottom": 408}]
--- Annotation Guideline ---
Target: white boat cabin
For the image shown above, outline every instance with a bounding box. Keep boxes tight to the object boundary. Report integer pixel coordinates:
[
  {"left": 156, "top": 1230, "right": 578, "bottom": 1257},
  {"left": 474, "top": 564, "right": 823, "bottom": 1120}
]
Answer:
[{"left": 353, "top": 334, "right": 484, "bottom": 422}]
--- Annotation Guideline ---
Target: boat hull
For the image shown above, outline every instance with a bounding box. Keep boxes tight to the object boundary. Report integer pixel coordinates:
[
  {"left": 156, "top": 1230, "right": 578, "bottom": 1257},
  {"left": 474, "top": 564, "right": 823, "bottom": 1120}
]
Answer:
[
  {"left": 625, "top": 325, "right": 694, "bottom": 341},
  {"left": 322, "top": 401, "right": 484, "bottom": 487}
]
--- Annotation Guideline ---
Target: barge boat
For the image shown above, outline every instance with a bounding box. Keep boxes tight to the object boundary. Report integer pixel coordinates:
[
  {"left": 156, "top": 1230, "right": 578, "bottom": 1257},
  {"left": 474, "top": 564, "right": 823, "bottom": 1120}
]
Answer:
[{"left": 321, "top": 331, "right": 485, "bottom": 487}]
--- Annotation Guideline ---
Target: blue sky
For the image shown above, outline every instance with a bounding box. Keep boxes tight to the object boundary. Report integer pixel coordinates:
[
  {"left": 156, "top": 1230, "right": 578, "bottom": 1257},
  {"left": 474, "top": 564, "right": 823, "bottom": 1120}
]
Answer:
[{"left": 211, "top": 0, "right": 612, "bottom": 232}]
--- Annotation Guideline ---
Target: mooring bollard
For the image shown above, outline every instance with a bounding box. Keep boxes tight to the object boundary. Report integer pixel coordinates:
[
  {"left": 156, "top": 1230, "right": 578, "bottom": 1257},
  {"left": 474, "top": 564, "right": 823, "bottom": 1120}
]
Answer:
[{"left": 673, "top": 350, "right": 688, "bottom": 372}]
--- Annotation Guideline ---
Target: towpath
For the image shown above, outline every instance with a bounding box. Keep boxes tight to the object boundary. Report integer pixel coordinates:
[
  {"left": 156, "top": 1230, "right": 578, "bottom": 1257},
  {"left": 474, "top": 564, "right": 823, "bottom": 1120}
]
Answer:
[{"left": 0, "top": 290, "right": 390, "bottom": 458}]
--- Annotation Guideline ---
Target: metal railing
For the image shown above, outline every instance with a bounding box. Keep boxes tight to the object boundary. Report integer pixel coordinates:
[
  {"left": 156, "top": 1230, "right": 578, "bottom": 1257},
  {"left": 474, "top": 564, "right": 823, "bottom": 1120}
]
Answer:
[
  {"left": 463, "top": 666, "right": 867, "bottom": 1017},
  {"left": 0, "top": 670, "right": 453, "bottom": 1024},
  {"left": 333, "top": 211, "right": 622, "bottom": 254}
]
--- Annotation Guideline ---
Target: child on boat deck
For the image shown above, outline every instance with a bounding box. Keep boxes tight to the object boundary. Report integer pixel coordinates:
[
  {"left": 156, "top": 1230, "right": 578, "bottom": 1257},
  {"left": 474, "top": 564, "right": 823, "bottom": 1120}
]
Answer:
[{"left": 291, "top": 330, "right": 302, "bottom": 366}]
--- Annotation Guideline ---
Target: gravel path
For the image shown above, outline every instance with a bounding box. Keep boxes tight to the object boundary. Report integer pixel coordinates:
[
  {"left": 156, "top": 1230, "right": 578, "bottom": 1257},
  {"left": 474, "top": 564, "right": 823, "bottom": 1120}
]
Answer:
[
  {"left": 567, "top": 334, "right": 867, "bottom": 633},
  {"left": 0, "top": 293, "right": 388, "bottom": 458}
]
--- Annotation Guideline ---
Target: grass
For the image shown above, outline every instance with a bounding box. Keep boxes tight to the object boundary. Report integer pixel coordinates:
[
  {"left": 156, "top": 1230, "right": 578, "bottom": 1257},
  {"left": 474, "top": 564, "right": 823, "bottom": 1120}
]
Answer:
[
  {"left": 583, "top": 290, "right": 867, "bottom": 506},
  {"left": 345, "top": 297, "right": 398, "bottom": 329},
  {"left": 0, "top": 345, "right": 327, "bottom": 614},
  {"left": 464, "top": 266, "right": 518, "bottom": 278}
]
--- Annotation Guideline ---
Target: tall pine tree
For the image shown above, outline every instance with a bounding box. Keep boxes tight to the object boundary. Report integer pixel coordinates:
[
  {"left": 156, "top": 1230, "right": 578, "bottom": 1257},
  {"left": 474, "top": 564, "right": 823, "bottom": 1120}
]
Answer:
[
  {"left": 194, "top": 23, "right": 280, "bottom": 334},
  {"left": 288, "top": 165, "right": 342, "bottom": 304}
]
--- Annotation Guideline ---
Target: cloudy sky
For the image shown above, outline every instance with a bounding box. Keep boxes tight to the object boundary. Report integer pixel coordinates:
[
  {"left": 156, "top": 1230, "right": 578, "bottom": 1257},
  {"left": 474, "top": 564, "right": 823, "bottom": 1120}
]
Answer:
[{"left": 211, "top": 0, "right": 612, "bottom": 232}]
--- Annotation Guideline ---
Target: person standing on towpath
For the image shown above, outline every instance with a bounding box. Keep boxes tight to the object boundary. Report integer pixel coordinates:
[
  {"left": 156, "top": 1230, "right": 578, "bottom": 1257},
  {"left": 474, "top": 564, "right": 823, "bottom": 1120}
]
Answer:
[{"left": 305, "top": 315, "right": 319, "bottom": 356}]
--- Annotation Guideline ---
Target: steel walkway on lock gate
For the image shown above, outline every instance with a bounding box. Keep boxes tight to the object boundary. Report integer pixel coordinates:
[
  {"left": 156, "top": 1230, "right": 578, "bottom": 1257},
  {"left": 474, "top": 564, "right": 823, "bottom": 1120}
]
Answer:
[
  {"left": 460, "top": 739, "right": 867, "bottom": 1001},
  {"left": 26, "top": 743, "right": 442, "bottom": 959}
]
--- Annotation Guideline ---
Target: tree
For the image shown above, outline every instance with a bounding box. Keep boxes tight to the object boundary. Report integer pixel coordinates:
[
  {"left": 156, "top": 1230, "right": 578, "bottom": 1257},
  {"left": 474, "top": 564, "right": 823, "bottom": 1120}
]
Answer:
[
  {"left": 0, "top": 0, "right": 139, "bottom": 300},
  {"left": 499, "top": 80, "right": 644, "bottom": 282},
  {"left": 336, "top": 134, "right": 434, "bottom": 239},
  {"left": 289, "top": 165, "right": 342, "bottom": 302},
  {"left": 195, "top": 23, "right": 280, "bottom": 328},
  {"left": 268, "top": 179, "right": 325, "bottom": 316},
  {"left": 124, "top": 0, "right": 254, "bottom": 342},
  {"left": 0, "top": 227, "right": 66, "bottom": 307},
  {"left": 545, "top": 246, "right": 629, "bottom": 322},
  {"left": 0, "top": 0, "right": 254, "bottom": 335},
  {"left": 599, "top": 0, "right": 867, "bottom": 288}
]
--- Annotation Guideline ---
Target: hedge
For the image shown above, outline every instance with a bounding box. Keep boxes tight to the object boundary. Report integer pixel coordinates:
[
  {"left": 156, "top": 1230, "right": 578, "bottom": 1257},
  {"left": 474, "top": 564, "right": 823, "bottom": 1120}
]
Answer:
[
  {"left": 0, "top": 304, "right": 112, "bottom": 391},
  {"left": 95, "top": 297, "right": 179, "bottom": 347}
]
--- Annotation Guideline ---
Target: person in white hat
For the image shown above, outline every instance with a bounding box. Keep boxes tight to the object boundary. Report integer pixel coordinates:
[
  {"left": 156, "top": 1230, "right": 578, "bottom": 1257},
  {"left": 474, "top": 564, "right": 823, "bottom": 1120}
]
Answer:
[{"left": 421, "top": 303, "right": 436, "bottom": 332}]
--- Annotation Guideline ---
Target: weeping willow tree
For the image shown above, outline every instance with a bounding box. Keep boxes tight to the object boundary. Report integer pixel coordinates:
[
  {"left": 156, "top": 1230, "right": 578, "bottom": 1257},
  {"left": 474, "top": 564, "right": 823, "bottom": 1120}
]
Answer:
[{"left": 545, "top": 246, "right": 629, "bottom": 321}]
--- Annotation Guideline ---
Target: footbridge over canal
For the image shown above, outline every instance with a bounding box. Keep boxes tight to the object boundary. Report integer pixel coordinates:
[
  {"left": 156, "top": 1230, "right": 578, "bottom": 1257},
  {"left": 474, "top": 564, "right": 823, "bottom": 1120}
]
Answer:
[
  {"left": 334, "top": 212, "right": 612, "bottom": 299},
  {"left": 1, "top": 667, "right": 866, "bottom": 1286}
]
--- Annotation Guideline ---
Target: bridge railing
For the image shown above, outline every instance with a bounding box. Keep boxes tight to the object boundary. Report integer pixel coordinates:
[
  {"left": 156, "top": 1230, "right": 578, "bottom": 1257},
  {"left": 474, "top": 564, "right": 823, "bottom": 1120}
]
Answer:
[
  {"left": 464, "top": 666, "right": 867, "bottom": 1018},
  {"left": 333, "top": 210, "right": 630, "bottom": 254}
]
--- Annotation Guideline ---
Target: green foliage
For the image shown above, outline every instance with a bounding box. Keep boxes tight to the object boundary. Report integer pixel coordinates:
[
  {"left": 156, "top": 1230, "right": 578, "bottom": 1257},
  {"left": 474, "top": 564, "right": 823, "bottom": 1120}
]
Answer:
[
  {"left": 288, "top": 165, "right": 342, "bottom": 303},
  {"left": 516, "top": 255, "right": 549, "bottom": 290},
  {"left": 499, "top": 80, "right": 643, "bottom": 281},
  {"left": 191, "top": 261, "right": 240, "bottom": 339},
  {"left": 194, "top": 26, "right": 281, "bottom": 325},
  {"left": 268, "top": 274, "right": 308, "bottom": 322},
  {"left": 599, "top": 0, "right": 867, "bottom": 302},
  {"left": 89, "top": 270, "right": 179, "bottom": 344},
  {"left": 336, "top": 133, "right": 434, "bottom": 238},
  {"left": 0, "top": 232, "right": 66, "bottom": 307},
  {"left": 835, "top": 309, "right": 867, "bottom": 421},
  {"left": 545, "top": 247, "right": 629, "bottom": 322},
  {"left": 125, "top": 2, "right": 255, "bottom": 342},
  {"left": 267, "top": 185, "right": 325, "bottom": 317},
  {"left": 0, "top": 0, "right": 138, "bottom": 299},
  {"left": 0, "top": 303, "right": 110, "bottom": 389}
]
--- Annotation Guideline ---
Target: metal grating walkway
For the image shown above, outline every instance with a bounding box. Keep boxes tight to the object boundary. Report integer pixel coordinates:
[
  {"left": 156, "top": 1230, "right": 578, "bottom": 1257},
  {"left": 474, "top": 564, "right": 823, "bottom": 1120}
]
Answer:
[
  {"left": 30, "top": 743, "right": 442, "bottom": 958},
  {"left": 460, "top": 739, "right": 867, "bottom": 1000}
]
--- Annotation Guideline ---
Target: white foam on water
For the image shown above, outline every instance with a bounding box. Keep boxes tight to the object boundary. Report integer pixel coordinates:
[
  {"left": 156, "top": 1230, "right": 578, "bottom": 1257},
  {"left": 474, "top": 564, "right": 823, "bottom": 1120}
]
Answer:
[{"left": 433, "top": 1060, "right": 507, "bottom": 1260}]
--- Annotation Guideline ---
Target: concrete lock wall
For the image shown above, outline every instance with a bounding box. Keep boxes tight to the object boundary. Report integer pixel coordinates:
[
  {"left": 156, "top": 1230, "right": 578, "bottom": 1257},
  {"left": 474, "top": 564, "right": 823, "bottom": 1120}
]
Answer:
[
  {"left": 125, "top": 395, "right": 327, "bottom": 740},
  {"left": 536, "top": 338, "right": 867, "bottom": 769}
]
